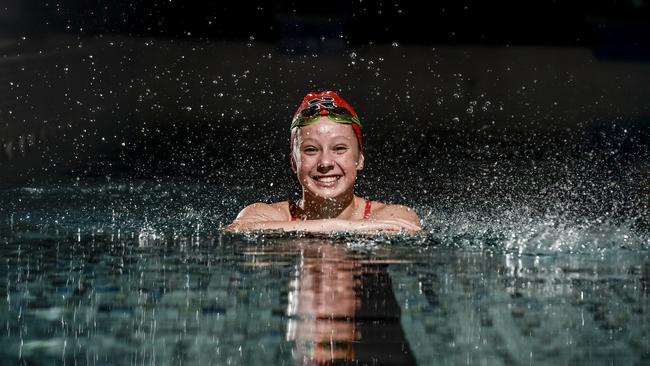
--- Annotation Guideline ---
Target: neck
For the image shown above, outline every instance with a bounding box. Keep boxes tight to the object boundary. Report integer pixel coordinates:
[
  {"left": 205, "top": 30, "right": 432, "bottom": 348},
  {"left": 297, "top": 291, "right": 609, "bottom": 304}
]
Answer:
[{"left": 299, "top": 191, "right": 357, "bottom": 219}]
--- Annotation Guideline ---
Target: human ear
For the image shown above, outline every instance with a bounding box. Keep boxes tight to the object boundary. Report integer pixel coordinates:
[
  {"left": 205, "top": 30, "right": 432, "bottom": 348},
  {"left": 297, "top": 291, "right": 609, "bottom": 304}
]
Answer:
[{"left": 356, "top": 153, "right": 365, "bottom": 171}]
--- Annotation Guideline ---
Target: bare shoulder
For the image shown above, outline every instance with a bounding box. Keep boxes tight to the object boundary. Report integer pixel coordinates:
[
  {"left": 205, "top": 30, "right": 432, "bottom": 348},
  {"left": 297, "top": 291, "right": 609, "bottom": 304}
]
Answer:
[
  {"left": 233, "top": 201, "right": 291, "bottom": 222},
  {"left": 369, "top": 201, "right": 422, "bottom": 226}
]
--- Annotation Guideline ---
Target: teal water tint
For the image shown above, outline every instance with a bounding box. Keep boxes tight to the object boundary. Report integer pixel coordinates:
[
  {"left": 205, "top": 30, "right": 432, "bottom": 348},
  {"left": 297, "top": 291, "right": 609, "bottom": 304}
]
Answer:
[
  {"left": 0, "top": 231, "right": 294, "bottom": 365},
  {"left": 0, "top": 179, "right": 649, "bottom": 365}
]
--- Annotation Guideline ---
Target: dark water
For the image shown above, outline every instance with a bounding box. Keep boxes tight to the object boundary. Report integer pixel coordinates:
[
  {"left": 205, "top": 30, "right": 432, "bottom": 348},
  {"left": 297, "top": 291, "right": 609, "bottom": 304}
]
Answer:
[
  {"left": 0, "top": 146, "right": 649, "bottom": 365},
  {"left": 1, "top": 72, "right": 650, "bottom": 363},
  {"left": 0, "top": 223, "right": 649, "bottom": 366}
]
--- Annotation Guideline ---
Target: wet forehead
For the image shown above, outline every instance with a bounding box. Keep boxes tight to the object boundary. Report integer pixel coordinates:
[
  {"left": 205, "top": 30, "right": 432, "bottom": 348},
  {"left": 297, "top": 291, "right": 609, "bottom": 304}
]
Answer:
[{"left": 296, "top": 117, "right": 356, "bottom": 142}]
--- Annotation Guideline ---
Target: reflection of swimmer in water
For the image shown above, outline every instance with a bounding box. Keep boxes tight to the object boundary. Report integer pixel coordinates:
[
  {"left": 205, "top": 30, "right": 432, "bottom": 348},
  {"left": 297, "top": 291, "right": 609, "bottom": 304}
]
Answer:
[
  {"left": 284, "top": 243, "right": 416, "bottom": 365},
  {"left": 226, "top": 91, "right": 422, "bottom": 234}
]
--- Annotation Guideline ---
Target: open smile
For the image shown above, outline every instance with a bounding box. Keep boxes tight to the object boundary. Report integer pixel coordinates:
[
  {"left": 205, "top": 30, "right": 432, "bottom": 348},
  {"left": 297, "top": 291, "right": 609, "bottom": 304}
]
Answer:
[{"left": 311, "top": 175, "right": 342, "bottom": 187}]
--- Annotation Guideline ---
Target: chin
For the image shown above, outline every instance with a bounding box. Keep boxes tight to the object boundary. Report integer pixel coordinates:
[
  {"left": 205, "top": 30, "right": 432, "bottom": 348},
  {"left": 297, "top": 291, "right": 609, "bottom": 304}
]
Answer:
[
  {"left": 313, "top": 191, "right": 343, "bottom": 200},
  {"left": 305, "top": 184, "right": 351, "bottom": 201}
]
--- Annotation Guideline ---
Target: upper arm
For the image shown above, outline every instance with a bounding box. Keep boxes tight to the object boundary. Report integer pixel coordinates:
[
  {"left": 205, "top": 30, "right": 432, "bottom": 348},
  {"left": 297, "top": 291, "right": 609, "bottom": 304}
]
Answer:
[
  {"left": 232, "top": 202, "right": 287, "bottom": 223},
  {"left": 370, "top": 204, "right": 422, "bottom": 228},
  {"left": 224, "top": 202, "right": 288, "bottom": 233}
]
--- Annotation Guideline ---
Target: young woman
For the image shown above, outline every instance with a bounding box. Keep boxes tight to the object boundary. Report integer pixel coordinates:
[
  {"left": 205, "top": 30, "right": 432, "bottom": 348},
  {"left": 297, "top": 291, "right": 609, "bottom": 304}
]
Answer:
[{"left": 226, "top": 91, "right": 421, "bottom": 234}]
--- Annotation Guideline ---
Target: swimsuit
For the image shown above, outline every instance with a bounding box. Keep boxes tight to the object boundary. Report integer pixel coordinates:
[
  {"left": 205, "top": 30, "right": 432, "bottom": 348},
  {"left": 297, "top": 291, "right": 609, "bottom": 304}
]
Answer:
[{"left": 289, "top": 200, "right": 372, "bottom": 221}]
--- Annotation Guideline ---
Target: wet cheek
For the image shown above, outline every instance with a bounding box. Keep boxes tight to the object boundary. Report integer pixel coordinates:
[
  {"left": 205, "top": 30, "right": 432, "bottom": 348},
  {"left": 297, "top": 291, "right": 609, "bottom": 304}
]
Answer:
[
  {"left": 340, "top": 157, "right": 358, "bottom": 169},
  {"left": 294, "top": 156, "right": 312, "bottom": 171},
  {"left": 297, "top": 163, "right": 314, "bottom": 181},
  {"left": 299, "top": 157, "right": 317, "bottom": 170},
  {"left": 300, "top": 176, "right": 313, "bottom": 188}
]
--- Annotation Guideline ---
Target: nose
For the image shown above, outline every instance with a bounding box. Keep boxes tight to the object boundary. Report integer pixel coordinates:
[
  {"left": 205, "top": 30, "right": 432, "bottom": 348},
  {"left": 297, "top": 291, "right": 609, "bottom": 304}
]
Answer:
[{"left": 317, "top": 150, "right": 335, "bottom": 173}]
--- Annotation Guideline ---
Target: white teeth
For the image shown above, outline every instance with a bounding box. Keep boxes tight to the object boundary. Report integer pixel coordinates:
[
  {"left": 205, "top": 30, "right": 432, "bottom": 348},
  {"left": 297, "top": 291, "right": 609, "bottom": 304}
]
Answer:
[{"left": 314, "top": 176, "right": 340, "bottom": 183}]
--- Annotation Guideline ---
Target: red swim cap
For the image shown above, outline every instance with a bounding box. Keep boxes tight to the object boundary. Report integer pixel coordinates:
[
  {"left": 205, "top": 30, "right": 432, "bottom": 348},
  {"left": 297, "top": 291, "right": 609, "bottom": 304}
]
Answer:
[{"left": 291, "top": 91, "right": 363, "bottom": 151}]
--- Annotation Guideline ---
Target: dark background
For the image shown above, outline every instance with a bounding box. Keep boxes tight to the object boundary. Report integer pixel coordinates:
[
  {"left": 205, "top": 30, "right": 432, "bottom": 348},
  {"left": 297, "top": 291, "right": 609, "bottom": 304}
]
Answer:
[
  {"left": 1, "top": 0, "right": 650, "bottom": 190},
  {"left": 6, "top": 1, "right": 650, "bottom": 48},
  {"left": 2, "top": 0, "right": 650, "bottom": 46}
]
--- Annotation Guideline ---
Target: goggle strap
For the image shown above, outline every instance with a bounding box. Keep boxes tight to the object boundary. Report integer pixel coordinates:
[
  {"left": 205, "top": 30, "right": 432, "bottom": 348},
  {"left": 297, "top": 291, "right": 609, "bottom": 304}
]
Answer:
[{"left": 290, "top": 115, "right": 361, "bottom": 130}]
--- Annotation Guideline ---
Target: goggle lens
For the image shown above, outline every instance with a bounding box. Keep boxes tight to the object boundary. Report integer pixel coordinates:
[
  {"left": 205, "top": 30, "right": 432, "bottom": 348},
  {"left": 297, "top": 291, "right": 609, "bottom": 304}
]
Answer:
[{"left": 291, "top": 106, "right": 360, "bottom": 129}]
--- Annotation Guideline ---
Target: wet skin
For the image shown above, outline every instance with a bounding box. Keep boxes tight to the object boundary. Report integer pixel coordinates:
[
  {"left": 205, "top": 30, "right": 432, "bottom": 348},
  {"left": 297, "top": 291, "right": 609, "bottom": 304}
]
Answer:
[
  {"left": 291, "top": 117, "right": 364, "bottom": 206},
  {"left": 226, "top": 118, "right": 422, "bottom": 234}
]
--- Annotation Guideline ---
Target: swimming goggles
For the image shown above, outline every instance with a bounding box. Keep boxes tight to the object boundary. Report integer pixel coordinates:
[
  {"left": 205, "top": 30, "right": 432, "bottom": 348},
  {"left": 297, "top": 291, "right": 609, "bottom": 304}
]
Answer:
[{"left": 290, "top": 105, "right": 362, "bottom": 130}]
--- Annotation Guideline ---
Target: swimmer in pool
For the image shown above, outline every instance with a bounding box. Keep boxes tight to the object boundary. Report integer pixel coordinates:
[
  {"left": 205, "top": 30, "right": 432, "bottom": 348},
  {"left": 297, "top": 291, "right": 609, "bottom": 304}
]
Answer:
[{"left": 226, "top": 91, "right": 422, "bottom": 234}]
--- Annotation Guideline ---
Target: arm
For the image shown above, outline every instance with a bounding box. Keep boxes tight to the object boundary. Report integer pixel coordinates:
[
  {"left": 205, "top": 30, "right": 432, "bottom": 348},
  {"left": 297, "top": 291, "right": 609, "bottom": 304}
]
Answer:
[
  {"left": 228, "top": 218, "right": 410, "bottom": 234},
  {"left": 368, "top": 204, "right": 423, "bottom": 232},
  {"left": 224, "top": 202, "right": 420, "bottom": 234}
]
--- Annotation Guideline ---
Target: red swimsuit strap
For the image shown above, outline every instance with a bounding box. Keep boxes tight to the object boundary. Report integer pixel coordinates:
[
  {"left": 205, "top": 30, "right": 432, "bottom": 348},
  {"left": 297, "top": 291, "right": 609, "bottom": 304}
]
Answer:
[
  {"left": 288, "top": 199, "right": 372, "bottom": 221},
  {"left": 363, "top": 200, "right": 372, "bottom": 219},
  {"left": 289, "top": 201, "right": 298, "bottom": 221}
]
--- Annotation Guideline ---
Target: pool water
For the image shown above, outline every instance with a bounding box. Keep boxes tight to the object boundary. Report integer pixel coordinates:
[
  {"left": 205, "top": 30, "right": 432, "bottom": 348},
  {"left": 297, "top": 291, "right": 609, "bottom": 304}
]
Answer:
[
  {"left": 1, "top": 163, "right": 649, "bottom": 366},
  {"left": 1, "top": 117, "right": 650, "bottom": 365}
]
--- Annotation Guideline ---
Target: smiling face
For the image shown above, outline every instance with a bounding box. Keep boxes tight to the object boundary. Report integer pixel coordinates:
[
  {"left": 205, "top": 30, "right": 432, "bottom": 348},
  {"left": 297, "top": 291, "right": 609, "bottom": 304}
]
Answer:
[{"left": 291, "top": 117, "right": 364, "bottom": 200}]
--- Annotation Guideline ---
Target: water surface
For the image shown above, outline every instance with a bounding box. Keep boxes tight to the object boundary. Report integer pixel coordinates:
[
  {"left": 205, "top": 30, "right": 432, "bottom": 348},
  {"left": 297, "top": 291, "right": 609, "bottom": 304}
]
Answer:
[{"left": 0, "top": 171, "right": 648, "bottom": 365}]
